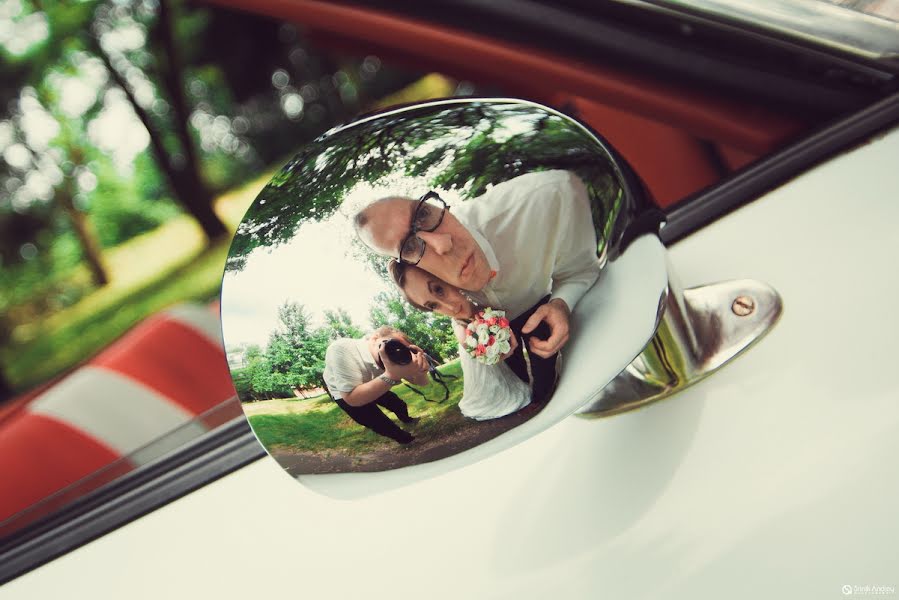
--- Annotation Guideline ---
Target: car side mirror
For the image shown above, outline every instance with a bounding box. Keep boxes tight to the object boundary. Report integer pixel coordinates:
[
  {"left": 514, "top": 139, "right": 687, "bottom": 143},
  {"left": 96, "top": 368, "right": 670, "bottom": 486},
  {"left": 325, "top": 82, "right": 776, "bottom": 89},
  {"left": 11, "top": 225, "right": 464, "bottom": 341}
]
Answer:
[{"left": 220, "top": 98, "right": 781, "bottom": 498}]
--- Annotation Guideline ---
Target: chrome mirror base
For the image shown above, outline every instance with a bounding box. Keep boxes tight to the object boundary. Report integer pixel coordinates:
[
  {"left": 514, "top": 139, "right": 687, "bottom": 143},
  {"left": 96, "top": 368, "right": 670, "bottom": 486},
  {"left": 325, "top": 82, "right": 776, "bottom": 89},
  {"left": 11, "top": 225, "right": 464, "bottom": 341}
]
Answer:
[{"left": 576, "top": 262, "right": 783, "bottom": 418}]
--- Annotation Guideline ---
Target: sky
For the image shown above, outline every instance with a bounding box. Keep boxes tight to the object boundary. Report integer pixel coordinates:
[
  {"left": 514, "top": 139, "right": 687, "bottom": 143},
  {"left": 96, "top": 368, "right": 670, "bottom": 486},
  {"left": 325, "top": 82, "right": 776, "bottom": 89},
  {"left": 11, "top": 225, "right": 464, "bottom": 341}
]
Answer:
[
  {"left": 220, "top": 211, "right": 389, "bottom": 351},
  {"left": 219, "top": 181, "right": 465, "bottom": 353}
]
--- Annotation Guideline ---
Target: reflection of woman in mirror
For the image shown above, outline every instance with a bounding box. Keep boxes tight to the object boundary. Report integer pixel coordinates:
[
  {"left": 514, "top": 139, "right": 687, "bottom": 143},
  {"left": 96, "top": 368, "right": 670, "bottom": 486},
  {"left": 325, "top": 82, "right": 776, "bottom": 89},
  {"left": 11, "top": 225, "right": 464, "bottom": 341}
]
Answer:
[
  {"left": 388, "top": 260, "right": 532, "bottom": 420},
  {"left": 355, "top": 170, "right": 600, "bottom": 404}
]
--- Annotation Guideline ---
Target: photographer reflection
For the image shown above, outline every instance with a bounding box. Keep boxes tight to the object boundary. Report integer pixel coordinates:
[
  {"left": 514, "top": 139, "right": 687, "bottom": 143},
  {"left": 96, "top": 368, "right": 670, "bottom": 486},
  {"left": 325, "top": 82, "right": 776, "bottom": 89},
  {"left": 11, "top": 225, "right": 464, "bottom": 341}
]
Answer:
[
  {"left": 388, "top": 261, "right": 531, "bottom": 421},
  {"left": 323, "top": 326, "right": 430, "bottom": 445}
]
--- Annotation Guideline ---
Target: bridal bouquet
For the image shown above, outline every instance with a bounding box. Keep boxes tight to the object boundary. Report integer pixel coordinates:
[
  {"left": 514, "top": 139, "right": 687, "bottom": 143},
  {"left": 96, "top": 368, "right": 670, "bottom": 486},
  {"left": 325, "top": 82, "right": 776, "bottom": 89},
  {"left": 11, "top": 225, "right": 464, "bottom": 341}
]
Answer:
[{"left": 464, "top": 308, "right": 513, "bottom": 365}]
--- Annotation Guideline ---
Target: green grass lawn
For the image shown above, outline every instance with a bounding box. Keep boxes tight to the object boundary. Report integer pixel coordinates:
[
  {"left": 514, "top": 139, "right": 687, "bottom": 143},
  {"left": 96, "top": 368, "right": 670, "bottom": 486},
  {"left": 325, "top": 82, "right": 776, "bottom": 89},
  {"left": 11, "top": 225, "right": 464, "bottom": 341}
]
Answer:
[
  {"left": 248, "top": 360, "right": 467, "bottom": 454},
  {"left": 2, "top": 173, "right": 272, "bottom": 391}
]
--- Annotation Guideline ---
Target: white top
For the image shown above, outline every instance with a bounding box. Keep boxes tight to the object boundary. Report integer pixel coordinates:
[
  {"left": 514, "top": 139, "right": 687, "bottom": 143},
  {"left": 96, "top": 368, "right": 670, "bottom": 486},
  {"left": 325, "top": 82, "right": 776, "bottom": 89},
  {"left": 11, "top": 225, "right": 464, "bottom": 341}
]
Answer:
[
  {"left": 322, "top": 338, "right": 383, "bottom": 400},
  {"left": 453, "top": 169, "right": 601, "bottom": 319},
  {"left": 457, "top": 350, "right": 532, "bottom": 421}
]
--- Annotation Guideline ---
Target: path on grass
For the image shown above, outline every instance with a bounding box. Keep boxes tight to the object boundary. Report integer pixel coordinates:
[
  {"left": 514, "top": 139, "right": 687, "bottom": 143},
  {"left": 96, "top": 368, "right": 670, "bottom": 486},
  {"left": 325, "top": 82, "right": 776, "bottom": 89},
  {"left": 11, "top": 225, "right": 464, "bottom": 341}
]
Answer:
[{"left": 271, "top": 402, "right": 543, "bottom": 475}]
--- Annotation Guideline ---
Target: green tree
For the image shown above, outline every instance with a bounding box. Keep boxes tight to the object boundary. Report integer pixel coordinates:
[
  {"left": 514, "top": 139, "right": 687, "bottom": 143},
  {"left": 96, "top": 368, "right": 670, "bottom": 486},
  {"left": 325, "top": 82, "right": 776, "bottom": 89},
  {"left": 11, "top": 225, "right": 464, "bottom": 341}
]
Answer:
[
  {"left": 264, "top": 332, "right": 297, "bottom": 395},
  {"left": 296, "top": 328, "right": 332, "bottom": 398},
  {"left": 87, "top": 0, "right": 227, "bottom": 241},
  {"left": 264, "top": 301, "right": 333, "bottom": 397},
  {"left": 244, "top": 344, "right": 278, "bottom": 400},
  {"left": 226, "top": 101, "right": 626, "bottom": 272},
  {"left": 34, "top": 85, "right": 110, "bottom": 285},
  {"left": 230, "top": 365, "right": 253, "bottom": 401},
  {"left": 323, "top": 308, "right": 363, "bottom": 340},
  {"left": 265, "top": 302, "right": 308, "bottom": 394},
  {"left": 0, "top": 0, "right": 227, "bottom": 242},
  {"left": 0, "top": 26, "right": 112, "bottom": 287}
]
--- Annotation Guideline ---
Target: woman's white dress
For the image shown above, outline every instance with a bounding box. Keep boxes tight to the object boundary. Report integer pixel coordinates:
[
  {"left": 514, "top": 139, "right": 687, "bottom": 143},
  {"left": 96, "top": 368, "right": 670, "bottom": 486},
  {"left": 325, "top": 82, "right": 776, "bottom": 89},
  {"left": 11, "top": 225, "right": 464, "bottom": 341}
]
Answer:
[{"left": 457, "top": 348, "right": 532, "bottom": 420}]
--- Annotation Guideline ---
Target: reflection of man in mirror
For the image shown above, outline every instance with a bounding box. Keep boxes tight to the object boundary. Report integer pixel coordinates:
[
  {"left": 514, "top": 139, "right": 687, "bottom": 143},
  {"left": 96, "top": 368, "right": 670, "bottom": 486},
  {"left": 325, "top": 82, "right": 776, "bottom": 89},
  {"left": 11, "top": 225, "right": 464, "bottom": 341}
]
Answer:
[
  {"left": 323, "top": 326, "right": 430, "bottom": 445},
  {"left": 355, "top": 170, "right": 600, "bottom": 403}
]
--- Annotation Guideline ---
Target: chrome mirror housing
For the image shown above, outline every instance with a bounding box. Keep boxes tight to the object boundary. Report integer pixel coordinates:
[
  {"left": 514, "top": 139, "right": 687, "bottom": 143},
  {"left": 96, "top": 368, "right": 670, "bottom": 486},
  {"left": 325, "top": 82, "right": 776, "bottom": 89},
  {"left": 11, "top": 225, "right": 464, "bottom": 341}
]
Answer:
[{"left": 220, "top": 98, "right": 781, "bottom": 498}]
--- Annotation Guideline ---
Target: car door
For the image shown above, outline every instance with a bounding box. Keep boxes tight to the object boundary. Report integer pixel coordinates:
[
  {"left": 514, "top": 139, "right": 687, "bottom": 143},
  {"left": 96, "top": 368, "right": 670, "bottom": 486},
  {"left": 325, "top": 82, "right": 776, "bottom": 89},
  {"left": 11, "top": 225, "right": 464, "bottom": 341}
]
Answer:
[{"left": 2, "top": 1, "right": 897, "bottom": 598}]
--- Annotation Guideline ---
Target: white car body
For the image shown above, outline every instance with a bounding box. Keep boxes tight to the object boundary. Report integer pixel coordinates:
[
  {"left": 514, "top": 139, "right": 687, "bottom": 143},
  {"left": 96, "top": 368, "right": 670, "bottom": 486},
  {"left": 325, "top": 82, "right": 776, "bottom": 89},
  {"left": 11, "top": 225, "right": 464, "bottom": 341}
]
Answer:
[{"left": 6, "top": 122, "right": 898, "bottom": 598}]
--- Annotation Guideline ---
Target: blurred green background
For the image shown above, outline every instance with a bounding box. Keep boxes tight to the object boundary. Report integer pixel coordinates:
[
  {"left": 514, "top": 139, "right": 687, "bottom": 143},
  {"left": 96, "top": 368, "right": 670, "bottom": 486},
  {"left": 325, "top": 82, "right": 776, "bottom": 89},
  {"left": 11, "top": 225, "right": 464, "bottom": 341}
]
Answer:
[{"left": 0, "top": 0, "right": 466, "bottom": 399}]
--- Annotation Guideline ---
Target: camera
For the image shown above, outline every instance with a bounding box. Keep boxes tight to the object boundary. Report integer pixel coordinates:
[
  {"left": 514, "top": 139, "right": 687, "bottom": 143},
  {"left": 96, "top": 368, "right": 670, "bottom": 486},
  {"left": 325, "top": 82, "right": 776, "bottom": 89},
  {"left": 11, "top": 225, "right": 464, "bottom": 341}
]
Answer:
[
  {"left": 378, "top": 338, "right": 418, "bottom": 366},
  {"left": 377, "top": 338, "right": 454, "bottom": 403}
]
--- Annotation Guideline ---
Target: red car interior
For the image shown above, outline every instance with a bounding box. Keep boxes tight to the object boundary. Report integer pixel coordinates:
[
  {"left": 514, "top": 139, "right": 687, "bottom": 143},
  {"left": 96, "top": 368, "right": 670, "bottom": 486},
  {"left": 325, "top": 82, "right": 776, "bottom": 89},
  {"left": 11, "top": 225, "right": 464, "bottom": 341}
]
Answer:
[
  {"left": 210, "top": 0, "right": 807, "bottom": 207},
  {"left": 0, "top": 305, "right": 238, "bottom": 525}
]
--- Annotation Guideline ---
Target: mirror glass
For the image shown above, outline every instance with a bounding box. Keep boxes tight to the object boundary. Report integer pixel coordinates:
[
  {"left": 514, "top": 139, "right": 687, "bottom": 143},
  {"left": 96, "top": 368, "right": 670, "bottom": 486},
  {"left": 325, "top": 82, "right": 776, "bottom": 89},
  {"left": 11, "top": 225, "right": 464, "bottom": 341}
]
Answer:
[{"left": 221, "top": 98, "right": 647, "bottom": 479}]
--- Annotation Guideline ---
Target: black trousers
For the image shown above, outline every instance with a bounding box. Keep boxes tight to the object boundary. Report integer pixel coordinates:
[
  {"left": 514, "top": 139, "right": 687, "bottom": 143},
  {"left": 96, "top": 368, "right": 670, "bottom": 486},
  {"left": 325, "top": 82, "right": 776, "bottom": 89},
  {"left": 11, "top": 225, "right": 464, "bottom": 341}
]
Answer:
[
  {"left": 334, "top": 391, "right": 415, "bottom": 444},
  {"left": 505, "top": 295, "right": 559, "bottom": 404}
]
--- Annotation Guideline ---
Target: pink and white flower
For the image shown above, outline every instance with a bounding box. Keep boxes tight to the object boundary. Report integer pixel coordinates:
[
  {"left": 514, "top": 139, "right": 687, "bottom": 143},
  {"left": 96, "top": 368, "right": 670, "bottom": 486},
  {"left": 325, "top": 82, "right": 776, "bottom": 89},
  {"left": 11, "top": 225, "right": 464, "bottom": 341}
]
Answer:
[{"left": 464, "top": 308, "right": 513, "bottom": 365}]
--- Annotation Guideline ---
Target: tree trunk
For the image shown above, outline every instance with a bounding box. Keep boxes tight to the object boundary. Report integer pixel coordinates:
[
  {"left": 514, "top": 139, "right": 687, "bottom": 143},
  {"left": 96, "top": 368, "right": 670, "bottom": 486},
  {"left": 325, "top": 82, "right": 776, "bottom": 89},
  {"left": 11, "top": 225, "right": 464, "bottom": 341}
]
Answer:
[
  {"left": 58, "top": 182, "right": 109, "bottom": 286},
  {"left": 87, "top": 26, "right": 227, "bottom": 242},
  {"left": 0, "top": 364, "right": 13, "bottom": 402},
  {"left": 21, "top": 140, "right": 109, "bottom": 286},
  {"left": 156, "top": 0, "right": 216, "bottom": 207}
]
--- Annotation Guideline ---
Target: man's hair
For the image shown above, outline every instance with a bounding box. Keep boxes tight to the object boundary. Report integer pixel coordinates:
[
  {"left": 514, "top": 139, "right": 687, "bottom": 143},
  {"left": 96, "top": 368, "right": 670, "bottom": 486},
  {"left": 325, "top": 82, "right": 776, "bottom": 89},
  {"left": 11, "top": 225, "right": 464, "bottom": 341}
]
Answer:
[
  {"left": 370, "top": 324, "right": 404, "bottom": 340},
  {"left": 387, "top": 259, "right": 431, "bottom": 313}
]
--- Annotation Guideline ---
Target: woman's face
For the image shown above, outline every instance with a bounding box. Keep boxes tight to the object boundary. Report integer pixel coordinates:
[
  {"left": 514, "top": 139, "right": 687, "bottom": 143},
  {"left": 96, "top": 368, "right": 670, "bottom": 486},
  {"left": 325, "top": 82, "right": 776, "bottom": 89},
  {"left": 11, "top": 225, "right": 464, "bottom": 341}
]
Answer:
[{"left": 403, "top": 267, "right": 476, "bottom": 321}]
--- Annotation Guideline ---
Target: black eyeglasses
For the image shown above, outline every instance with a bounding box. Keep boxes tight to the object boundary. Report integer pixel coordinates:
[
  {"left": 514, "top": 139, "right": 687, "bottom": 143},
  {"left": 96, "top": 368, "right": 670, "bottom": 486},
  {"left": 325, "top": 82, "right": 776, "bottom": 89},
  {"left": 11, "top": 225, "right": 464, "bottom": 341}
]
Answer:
[{"left": 398, "top": 191, "right": 447, "bottom": 265}]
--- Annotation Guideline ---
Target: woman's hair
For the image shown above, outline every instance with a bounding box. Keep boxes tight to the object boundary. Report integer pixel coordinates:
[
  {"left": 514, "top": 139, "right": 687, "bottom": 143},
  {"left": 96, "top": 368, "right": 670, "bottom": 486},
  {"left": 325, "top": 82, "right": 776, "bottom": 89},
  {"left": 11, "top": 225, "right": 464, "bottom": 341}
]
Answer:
[{"left": 387, "top": 259, "right": 431, "bottom": 313}]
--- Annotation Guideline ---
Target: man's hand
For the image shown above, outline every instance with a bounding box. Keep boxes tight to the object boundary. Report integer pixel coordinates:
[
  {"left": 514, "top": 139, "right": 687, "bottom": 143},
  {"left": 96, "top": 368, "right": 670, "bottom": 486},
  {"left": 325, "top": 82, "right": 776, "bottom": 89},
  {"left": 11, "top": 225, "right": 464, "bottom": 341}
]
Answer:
[
  {"left": 521, "top": 298, "right": 571, "bottom": 358},
  {"left": 381, "top": 344, "right": 429, "bottom": 383},
  {"left": 404, "top": 344, "right": 431, "bottom": 385}
]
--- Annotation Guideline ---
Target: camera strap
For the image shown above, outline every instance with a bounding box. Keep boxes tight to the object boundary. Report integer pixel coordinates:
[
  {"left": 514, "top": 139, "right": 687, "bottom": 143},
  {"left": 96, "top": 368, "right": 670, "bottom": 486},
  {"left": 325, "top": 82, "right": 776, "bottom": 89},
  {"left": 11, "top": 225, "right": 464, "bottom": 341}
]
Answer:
[
  {"left": 402, "top": 353, "right": 457, "bottom": 403},
  {"left": 401, "top": 381, "right": 438, "bottom": 402}
]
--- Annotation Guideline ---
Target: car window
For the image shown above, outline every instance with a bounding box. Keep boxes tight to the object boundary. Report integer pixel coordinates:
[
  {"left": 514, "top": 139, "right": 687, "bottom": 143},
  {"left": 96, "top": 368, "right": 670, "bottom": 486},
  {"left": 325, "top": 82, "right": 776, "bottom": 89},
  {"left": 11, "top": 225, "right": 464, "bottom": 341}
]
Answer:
[
  {"left": 647, "top": 0, "right": 899, "bottom": 61},
  {"left": 1, "top": 0, "right": 891, "bottom": 563},
  {"left": 0, "top": 1, "right": 441, "bottom": 539}
]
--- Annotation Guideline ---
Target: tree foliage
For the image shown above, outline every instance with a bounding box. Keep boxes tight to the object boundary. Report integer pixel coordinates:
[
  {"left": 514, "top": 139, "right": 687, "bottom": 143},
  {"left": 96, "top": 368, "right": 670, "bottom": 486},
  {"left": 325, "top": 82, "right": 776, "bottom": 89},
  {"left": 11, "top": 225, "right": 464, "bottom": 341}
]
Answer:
[
  {"left": 368, "top": 290, "right": 458, "bottom": 363},
  {"left": 1, "top": 0, "right": 418, "bottom": 288},
  {"left": 233, "top": 301, "right": 362, "bottom": 400},
  {"left": 232, "top": 344, "right": 287, "bottom": 401},
  {"left": 1, "top": 0, "right": 425, "bottom": 398},
  {"left": 324, "top": 308, "right": 364, "bottom": 340},
  {"left": 230, "top": 294, "right": 462, "bottom": 402},
  {"left": 226, "top": 101, "right": 629, "bottom": 272}
]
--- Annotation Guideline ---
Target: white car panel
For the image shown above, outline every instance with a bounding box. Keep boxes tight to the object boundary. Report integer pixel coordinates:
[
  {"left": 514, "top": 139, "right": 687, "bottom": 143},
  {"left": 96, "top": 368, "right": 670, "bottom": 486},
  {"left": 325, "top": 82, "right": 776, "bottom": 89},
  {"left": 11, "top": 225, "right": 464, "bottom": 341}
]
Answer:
[{"left": 6, "top": 127, "right": 898, "bottom": 599}]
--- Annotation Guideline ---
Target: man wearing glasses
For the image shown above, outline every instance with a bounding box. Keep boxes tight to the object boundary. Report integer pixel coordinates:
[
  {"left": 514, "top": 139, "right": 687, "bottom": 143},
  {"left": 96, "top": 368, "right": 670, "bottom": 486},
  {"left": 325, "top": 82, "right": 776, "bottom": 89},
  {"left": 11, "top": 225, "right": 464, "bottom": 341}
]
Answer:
[{"left": 354, "top": 169, "right": 600, "bottom": 403}]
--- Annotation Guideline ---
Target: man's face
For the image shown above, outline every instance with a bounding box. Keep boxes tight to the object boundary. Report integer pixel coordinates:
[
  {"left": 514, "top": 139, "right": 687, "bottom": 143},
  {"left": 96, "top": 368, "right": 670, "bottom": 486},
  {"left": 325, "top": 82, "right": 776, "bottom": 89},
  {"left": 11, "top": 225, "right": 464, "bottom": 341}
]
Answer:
[{"left": 358, "top": 198, "right": 492, "bottom": 291}]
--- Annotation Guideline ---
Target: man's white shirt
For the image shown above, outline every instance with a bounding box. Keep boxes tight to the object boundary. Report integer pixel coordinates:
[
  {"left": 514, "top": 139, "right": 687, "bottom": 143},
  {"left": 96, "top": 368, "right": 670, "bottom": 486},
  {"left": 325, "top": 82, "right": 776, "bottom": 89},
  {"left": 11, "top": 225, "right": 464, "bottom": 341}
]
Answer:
[
  {"left": 452, "top": 169, "right": 601, "bottom": 319},
  {"left": 322, "top": 338, "right": 383, "bottom": 400}
]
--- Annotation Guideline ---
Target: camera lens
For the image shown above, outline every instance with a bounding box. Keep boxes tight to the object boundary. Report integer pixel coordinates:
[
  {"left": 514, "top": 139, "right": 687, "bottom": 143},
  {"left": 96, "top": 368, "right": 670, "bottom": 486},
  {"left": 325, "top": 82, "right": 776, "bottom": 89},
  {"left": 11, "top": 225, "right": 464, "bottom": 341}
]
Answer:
[{"left": 382, "top": 339, "right": 413, "bottom": 365}]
